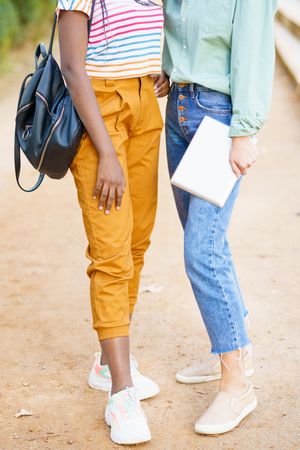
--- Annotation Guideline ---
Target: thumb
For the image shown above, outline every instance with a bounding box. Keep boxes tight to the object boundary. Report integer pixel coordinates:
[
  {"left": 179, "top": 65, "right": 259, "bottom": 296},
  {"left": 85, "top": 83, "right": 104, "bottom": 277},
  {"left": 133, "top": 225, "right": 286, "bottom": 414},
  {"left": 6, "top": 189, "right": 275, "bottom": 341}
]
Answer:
[
  {"left": 149, "top": 74, "right": 160, "bottom": 82},
  {"left": 230, "top": 160, "right": 241, "bottom": 178}
]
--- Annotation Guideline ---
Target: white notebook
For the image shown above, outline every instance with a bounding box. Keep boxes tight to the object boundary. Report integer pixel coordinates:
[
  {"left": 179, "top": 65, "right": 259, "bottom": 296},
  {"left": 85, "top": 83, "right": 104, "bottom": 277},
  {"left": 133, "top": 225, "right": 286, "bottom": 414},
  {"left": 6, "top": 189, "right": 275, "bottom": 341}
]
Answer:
[{"left": 171, "top": 116, "right": 238, "bottom": 208}]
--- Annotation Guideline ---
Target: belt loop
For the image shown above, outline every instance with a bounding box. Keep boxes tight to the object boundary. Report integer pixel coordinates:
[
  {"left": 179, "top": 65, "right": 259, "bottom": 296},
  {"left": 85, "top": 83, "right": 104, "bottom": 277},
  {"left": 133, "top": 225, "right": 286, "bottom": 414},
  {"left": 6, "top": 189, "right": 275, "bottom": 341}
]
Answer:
[
  {"left": 189, "top": 83, "right": 195, "bottom": 98},
  {"left": 105, "top": 80, "right": 115, "bottom": 87}
]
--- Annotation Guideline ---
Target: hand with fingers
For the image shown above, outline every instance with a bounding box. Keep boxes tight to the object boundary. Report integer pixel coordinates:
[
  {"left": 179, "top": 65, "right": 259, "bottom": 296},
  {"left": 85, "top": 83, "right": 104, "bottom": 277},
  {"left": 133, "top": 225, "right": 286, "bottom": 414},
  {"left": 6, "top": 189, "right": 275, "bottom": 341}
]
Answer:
[
  {"left": 230, "top": 136, "right": 260, "bottom": 177},
  {"left": 93, "top": 153, "right": 126, "bottom": 215},
  {"left": 150, "top": 72, "right": 170, "bottom": 98}
]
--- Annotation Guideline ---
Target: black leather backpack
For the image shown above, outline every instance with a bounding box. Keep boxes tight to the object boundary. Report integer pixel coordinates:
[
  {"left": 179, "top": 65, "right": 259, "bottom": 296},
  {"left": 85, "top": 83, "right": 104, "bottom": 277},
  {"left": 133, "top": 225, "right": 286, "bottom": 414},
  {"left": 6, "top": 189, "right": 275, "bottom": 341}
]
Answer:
[{"left": 14, "top": 2, "right": 96, "bottom": 192}]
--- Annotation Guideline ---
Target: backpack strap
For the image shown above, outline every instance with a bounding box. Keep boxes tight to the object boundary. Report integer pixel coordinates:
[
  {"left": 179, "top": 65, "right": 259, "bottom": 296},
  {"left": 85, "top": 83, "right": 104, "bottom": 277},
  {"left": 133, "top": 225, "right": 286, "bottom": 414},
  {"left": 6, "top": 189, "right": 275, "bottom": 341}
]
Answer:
[
  {"left": 15, "top": 72, "right": 45, "bottom": 192},
  {"left": 14, "top": 128, "right": 45, "bottom": 193},
  {"left": 88, "top": 0, "right": 97, "bottom": 35}
]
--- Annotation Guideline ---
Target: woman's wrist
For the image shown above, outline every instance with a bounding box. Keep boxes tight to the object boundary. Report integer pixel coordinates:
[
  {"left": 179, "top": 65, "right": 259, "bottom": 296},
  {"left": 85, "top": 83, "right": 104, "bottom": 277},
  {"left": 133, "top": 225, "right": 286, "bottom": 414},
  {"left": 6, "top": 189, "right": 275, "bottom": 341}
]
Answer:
[
  {"left": 96, "top": 144, "right": 116, "bottom": 159},
  {"left": 232, "top": 135, "right": 258, "bottom": 147},
  {"left": 232, "top": 136, "right": 253, "bottom": 142},
  {"left": 93, "top": 125, "right": 117, "bottom": 159}
]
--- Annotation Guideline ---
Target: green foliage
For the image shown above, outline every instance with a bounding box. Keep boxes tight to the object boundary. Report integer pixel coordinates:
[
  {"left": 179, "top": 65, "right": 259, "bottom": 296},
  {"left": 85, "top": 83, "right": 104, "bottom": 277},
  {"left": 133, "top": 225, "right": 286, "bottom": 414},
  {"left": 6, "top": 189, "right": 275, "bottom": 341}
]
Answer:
[
  {"left": 0, "top": 0, "right": 55, "bottom": 58},
  {"left": 14, "top": 0, "right": 54, "bottom": 25},
  {"left": 0, "top": 0, "right": 19, "bottom": 58}
]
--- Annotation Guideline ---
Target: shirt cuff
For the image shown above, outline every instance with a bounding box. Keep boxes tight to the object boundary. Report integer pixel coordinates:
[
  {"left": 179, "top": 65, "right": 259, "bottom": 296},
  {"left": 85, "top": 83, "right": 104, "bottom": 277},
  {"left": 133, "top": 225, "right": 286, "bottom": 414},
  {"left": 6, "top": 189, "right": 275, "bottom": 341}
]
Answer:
[{"left": 229, "top": 115, "right": 266, "bottom": 137}]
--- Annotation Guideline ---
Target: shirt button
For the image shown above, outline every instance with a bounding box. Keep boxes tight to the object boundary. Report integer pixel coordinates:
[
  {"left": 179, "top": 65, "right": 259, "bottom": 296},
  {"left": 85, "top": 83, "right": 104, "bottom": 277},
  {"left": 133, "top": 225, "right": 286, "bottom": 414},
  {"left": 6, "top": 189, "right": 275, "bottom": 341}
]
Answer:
[
  {"left": 183, "top": 44, "right": 187, "bottom": 49},
  {"left": 173, "top": 68, "right": 177, "bottom": 72},
  {"left": 182, "top": 17, "right": 186, "bottom": 22}
]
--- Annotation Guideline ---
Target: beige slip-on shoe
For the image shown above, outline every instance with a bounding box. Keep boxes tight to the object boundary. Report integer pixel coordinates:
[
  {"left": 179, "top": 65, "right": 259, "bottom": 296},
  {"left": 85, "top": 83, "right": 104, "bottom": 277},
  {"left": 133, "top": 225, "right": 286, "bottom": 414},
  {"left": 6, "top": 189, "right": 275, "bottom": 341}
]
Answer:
[
  {"left": 195, "top": 382, "right": 257, "bottom": 435},
  {"left": 176, "top": 344, "right": 254, "bottom": 384}
]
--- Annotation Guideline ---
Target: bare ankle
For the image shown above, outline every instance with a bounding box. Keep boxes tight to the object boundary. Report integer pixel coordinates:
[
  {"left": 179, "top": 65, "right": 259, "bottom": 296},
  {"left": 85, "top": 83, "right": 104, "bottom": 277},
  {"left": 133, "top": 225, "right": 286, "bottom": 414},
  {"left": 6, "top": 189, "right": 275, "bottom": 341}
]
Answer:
[
  {"left": 101, "top": 355, "right": 108, "bottom": 365},
  {"left": 111, "top": 383, "right": 134, "bottom": 396},
  {"left": 220, "top": 379, "right": 248, "bottom": 394}
]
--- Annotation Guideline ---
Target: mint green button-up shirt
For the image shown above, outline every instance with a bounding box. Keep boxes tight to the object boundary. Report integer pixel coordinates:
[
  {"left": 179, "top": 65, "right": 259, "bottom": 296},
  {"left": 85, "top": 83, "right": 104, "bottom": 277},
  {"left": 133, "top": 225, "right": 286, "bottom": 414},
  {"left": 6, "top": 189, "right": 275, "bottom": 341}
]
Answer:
[{"left": 163, "top": 0, "right": 278, "bottom": 136}]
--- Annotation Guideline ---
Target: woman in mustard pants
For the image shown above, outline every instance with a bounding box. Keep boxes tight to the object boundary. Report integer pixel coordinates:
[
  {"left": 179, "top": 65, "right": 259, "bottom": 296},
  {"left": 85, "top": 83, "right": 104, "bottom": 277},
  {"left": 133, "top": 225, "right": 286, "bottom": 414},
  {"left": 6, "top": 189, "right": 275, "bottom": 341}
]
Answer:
[{"left": 57, "top": 0, "right": 169, "bottom": 445}]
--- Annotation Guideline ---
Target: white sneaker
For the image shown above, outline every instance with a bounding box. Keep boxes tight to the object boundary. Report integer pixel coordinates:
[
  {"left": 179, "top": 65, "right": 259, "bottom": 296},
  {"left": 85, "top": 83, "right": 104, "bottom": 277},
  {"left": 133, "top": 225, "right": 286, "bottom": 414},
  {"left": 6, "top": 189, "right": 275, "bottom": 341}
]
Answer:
[
  {"left": 105, "top": 387, "right": 151, "bottom": 445},
  {"left": 176, "top": 344, "right": 254, "bottom": 384},
  {"left": 195, "top": 382, "right": 257, "bottom": 435},
  {"left": 88, "top": 353, "right": 160, "bottom": 400}
]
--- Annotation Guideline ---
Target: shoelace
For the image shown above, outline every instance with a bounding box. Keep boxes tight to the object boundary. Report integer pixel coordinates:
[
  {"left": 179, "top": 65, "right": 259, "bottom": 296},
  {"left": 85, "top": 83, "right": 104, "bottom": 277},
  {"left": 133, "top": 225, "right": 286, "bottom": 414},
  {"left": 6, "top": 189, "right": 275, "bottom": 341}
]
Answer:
[{"left": 117, "top": 388, "right": 139, "bottom": 420}]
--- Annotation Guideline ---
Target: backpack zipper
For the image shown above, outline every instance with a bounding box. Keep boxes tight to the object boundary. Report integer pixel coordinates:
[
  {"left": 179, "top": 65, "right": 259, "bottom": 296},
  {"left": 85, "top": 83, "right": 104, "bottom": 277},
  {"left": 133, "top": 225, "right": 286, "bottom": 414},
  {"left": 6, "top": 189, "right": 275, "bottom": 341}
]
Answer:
[
  {"left": 17, "top": 101, "right": 34, "bottom": 116},
  {"left": 37, "top": 106, "right": 65, "bottom": 172},
  {"left": 36, "top": 91, "right": 53, "bottom": 117}
]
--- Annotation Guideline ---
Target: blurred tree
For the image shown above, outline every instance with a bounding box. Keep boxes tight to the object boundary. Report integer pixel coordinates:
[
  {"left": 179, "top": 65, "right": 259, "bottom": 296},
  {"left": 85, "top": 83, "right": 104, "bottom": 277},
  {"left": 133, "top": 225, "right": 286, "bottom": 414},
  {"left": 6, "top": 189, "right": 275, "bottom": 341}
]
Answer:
[
  {"left": 0, "top": 0, "right": 55, "bottom": 58},
  {"left": 14, "top": 0, "right": 54, "bottom": 25},
  {"left": 0, "top": 0, "right": 19, "bottom": 58}
]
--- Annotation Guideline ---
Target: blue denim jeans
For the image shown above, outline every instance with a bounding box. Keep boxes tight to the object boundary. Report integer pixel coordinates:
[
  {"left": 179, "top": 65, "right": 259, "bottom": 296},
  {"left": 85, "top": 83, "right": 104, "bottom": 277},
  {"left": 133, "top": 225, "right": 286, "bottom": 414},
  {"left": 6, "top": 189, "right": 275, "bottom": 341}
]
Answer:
[{"left": 165, "top": 83, "right": 250, "bottom": 354}]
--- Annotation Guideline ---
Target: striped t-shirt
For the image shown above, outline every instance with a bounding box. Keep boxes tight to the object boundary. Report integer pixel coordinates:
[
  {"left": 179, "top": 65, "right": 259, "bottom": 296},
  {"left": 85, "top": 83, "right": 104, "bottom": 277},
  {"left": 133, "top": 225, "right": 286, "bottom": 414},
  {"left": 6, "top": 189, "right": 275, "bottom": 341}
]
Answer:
[{"left": 57, "top": 0, "right": 164, "bottom": 79}]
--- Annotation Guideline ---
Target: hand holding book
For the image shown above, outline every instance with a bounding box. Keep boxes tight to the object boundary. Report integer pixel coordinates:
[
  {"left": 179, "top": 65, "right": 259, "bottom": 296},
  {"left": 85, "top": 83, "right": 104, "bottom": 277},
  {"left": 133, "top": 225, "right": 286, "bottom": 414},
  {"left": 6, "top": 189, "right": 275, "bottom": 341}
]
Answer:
[
  {"left": 230, "top": 136, "right": 259, "bottom": 177},
  {"left": 171, "top": 116, "right": 257, "bottom": 208}
]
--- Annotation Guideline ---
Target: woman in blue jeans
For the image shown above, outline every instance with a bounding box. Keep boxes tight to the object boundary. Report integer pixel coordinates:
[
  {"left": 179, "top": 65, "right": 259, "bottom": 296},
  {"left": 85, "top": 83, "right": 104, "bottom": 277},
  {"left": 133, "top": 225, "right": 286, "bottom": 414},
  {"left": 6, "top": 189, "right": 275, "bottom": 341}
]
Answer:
[{"left": 163, "top": 0, "right": 278, "bottom": 434}]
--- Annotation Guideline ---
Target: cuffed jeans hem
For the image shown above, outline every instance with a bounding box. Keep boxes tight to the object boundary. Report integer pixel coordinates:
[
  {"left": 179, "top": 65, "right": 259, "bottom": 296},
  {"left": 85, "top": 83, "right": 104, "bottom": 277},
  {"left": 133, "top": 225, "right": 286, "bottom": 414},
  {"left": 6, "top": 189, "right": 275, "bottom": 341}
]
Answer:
[
  {"left": 211, "top": 338, "right": 251, "bottom": 355},
  {"left": 244, "top": 309, "right": 249, "bottom": 318},
  {"left": 97, "top": 324, "right": 130, "bottom": 342}
]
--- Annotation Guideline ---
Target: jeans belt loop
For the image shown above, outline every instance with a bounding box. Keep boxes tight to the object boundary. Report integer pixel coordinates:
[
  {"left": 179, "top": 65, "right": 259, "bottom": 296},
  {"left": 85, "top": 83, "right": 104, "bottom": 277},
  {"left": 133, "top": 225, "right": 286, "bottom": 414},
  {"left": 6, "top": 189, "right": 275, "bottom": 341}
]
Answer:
[{"left": 189, "top": 83, "right": 195, "bottom": 98}]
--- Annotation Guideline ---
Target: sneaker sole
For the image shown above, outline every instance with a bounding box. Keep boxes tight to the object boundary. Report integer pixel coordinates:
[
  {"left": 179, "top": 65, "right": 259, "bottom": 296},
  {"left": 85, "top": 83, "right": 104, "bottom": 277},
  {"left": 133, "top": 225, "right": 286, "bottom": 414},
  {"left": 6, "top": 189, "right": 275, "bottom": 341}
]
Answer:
[
  {"left": 105, "top": 415, "right": 151, "bottom": 444},
  {"left": 88, "top": 378, "right": 160, "bottom": 400},
  {"left": 88, "top": 377, "right": 160, "bottom": 400},
  {"left": 88, "top": 378, "right": 111, "bottom": 392},
  {"left": 176, "top": 368, "right": 255, "bottom": 384},
  {"left": 139, "top": 385, "right": 160, "bottom": 401},
  {"left": 194, "top": 397, "right": 258, "bottom": 435}
]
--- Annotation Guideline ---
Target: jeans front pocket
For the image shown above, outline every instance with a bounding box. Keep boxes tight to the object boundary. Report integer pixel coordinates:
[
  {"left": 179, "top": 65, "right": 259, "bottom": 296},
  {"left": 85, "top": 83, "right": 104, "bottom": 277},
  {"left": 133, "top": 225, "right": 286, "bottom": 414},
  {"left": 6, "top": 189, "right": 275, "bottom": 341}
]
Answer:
[{"left": 195, "top": 90, "right": 232, "bottom": 115}]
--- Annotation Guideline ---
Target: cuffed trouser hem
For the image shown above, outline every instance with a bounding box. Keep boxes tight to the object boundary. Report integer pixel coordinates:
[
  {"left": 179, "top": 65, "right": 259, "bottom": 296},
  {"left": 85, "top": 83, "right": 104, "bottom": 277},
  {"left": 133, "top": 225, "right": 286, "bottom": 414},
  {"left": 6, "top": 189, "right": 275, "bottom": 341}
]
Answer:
[{"left": 97, "top": 325, "right": 130, "bottom": 342}]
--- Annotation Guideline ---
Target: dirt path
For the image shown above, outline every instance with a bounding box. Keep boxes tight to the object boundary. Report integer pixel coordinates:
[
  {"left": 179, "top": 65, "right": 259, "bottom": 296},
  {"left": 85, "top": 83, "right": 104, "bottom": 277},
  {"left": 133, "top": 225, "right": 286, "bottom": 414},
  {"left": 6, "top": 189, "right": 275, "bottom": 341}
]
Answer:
[{"left": 1, "top": 64, "right": 300, "bottom": 450}]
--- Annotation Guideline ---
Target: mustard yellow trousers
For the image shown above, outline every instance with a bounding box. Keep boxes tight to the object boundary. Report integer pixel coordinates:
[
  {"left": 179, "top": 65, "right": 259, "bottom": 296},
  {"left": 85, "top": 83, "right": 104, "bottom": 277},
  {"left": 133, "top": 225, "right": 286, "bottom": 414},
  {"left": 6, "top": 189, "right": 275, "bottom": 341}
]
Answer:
[{"left": 71, "top": 77, "right": 163, "bottom": 341}]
